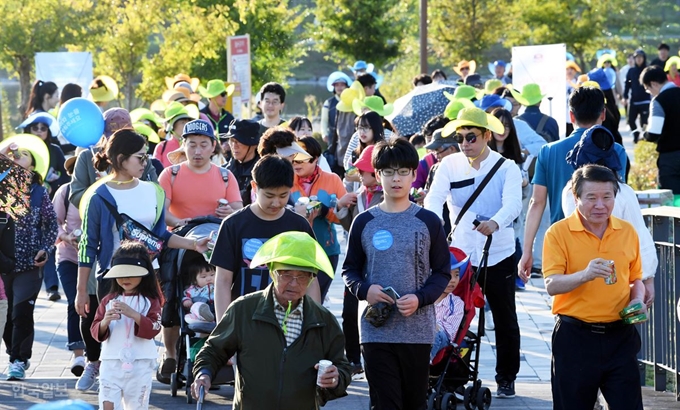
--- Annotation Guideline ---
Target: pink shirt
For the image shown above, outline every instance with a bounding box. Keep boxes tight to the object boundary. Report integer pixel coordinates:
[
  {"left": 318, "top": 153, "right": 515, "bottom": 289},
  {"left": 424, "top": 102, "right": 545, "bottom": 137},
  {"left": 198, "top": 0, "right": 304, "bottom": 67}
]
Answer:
[
  {"left": 153, "top": 138, "right": 180, "bottom": 169},
  {"left": 52, "top": 184, "right": 82, "bottom": 264}
]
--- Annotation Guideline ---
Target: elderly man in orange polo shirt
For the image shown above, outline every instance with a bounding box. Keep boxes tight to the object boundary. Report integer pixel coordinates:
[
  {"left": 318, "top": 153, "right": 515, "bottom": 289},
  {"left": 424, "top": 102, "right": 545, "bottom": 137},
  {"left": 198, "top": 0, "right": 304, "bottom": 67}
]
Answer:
[{"left": 543, "top": 164, "right": 646, "bottom": 410}]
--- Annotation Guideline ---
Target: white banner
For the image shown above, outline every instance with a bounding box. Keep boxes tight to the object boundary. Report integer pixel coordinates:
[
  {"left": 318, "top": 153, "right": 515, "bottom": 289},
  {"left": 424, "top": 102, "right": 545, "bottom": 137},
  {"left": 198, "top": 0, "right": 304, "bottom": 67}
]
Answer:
[
  {"left": 512, "top": 44, "right": 567, "bottom": 138},
  {"left": 35, "top": 52, "right": 93, "bottom": 98}
]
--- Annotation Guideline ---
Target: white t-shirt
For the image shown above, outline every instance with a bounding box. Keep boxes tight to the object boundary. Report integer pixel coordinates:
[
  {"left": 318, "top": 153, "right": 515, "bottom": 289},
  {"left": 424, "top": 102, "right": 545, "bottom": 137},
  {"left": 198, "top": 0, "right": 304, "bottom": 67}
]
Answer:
[{"left": 106, "top": 181, "right": 158, "bottom": 253}]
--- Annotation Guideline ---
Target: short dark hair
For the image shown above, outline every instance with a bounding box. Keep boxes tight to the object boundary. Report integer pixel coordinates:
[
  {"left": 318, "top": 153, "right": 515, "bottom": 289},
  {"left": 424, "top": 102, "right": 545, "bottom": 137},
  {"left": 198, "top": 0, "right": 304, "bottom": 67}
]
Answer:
[
  {"left": 93, "top": 128, "right": 146, "bottom": 172},
  {"left": 185, "top": 258, "right": 215, "bottom": 286},
  {"left": 413, "top": 74, "right": 433, "bottom": 87},
  {"left": 60, "top": 83, "right": 83, "bottom": 105},
  {"left": 354, "top": 111, "right": 385, "bottom": 158},
  {"left": 640, "top": 65, "right": 667, "bottom": 87},
  {"left": 431, "top": 69, "right": 447, "bottom": 80},
  {"left": 409, "top": 133, "right": 426, "bottom": 146},
  {"left": 571, "top": 164, "right": 620, "bottom": 199},
  {"left": 299, "top": 136, "right": 322, "bottom": 159},
  {"left": 569, "top": 87, "right": 605, "bottom": 125},
  {"left": 357, "top": 73, "right": 377, "bottom": 88},
  {"left": 252, "top": 154, "right": 294, "bottom": 189},
  {"left": 373, "top": 138, "right": 419, "bottom": 171},
  {"left": 258, "top": 127, "right": 297, "bottom": 156},
  {"left": 422, "top": 115, "right": 450, "bottom": 139},
  {"left": 259, "top": 82, "right": 286, "bottom": 103},
  {"left": 658, "top": 43, "right": 670, "bottom": 51},
  {"left": 288, "top": 116, "right": 312, "bottom": 133}
]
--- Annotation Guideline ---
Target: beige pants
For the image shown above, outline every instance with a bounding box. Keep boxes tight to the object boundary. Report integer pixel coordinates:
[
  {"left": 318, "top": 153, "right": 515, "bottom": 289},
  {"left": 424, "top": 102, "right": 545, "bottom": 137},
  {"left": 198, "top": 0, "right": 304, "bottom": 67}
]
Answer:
[{"left": 99, "top": 359, "right": 154, "bottom": 410}]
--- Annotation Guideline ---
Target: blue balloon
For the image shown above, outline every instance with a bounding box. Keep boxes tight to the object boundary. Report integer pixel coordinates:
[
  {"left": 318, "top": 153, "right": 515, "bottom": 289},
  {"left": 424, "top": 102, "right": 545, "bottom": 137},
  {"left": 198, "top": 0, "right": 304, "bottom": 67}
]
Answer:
[{"left": 58, "top": 98, "right": 105, "bottom": 148}]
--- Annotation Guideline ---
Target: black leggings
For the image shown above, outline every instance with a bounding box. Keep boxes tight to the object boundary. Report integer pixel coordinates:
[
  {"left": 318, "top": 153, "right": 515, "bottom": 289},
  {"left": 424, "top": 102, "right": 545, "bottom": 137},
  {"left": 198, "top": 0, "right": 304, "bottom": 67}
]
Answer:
[
  {"left": 2, "top": 269, "right": 42, "bottom": 362},
  {"left": 79, "top": 278, "right": 111, "bottom": 362}
]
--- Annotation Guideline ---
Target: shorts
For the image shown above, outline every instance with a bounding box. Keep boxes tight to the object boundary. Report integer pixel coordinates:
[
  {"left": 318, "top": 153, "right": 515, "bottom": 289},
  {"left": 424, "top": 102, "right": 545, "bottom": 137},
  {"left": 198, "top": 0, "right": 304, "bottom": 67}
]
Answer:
[{"left": 99, "top": 359, "right": 155, "bottom": 409}]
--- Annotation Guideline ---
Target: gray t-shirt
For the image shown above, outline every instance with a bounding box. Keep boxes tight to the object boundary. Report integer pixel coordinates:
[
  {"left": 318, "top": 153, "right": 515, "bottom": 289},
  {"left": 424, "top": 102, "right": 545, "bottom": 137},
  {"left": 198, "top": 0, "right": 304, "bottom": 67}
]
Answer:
[{"left": 342, "top": 203, "right": 451, "bottom": 344}]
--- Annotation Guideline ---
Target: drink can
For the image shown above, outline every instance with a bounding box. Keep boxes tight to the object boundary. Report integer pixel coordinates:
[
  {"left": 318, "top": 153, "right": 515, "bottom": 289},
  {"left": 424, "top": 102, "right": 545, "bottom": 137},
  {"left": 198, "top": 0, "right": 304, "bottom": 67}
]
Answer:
[
  {"left": 9, "top": 143, "right": 20, "bottom": 159},
  {"left": 604, "top": 260, "right": 617, "bottom": 285},
  {"left": 316, "top": 360, "right": 332, "bottom": 386},
  {"left": 217, "top": 199, "right": 229, "bottom": 208},
  {"left": 72, "top": 229, "right": 82, "bottom": 238}
]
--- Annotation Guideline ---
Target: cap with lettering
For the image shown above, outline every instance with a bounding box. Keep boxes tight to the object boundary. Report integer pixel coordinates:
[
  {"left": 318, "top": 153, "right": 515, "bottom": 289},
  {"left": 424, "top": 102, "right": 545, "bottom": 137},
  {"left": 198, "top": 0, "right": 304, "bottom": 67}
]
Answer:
[{"left": 181, "top": 119, "right": 215, "bottom": 140}]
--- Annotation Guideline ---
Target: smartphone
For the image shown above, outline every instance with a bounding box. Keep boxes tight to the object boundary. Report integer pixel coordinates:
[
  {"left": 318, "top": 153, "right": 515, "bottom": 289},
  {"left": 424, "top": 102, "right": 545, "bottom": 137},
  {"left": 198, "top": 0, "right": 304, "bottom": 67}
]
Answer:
[{"left": 382, "top": 286, "right": 401, "bottom": 302}]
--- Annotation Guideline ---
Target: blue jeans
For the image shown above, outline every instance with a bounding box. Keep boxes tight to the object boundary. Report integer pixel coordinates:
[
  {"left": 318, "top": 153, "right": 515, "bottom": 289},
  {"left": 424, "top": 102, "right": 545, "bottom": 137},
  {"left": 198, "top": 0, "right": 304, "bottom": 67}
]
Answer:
[
  {"left": 430, "top": 329, "right": 450, "bottom": 362},
  {"left": 57, "top": 261, "right": 85, "bottom": 350},
  {"left": 42, "top": 249, "right": 59, "bottom": 291}
]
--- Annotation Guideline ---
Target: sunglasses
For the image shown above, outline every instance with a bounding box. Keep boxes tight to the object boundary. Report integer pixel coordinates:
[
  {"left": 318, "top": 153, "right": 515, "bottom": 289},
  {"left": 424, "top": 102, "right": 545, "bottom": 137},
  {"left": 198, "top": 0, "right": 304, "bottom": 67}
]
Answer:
[
  {"left": 131, "top": 153, "right": 149, "bottom": 163},
  {"left": 30, "top": 124, "right": 48, "bottom": 132},
  {"left": 293, "top": 158, "right": 312, "bottom": 165},
  {"left": 453, "top": 131, "right": 481, "bottom": 144},
  {"left": 220, "top": 91, "right": 228, "bottom": 97}
]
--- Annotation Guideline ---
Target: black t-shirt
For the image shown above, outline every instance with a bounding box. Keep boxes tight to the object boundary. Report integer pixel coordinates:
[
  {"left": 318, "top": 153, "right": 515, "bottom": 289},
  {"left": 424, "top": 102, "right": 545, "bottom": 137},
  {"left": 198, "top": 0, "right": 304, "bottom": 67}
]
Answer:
[
  {"left": 225, "top": 154, "right": 260, "bottom": 205},
  {"left": 210, "top": 205, "right": 315, "bottom": 302}
]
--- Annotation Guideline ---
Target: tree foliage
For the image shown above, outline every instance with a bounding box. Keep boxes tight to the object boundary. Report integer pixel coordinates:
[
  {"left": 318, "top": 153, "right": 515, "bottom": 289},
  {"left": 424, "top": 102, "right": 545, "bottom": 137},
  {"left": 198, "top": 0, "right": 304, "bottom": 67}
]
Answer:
[
  {"left": 312, "top": 0, "right": 411, "bottom": 69},
  {"left": 429, "top": 0, "right": 507, "bottom": 65},
  {"left": 0, "top": 0, "right": 95, "bottom": 115}
]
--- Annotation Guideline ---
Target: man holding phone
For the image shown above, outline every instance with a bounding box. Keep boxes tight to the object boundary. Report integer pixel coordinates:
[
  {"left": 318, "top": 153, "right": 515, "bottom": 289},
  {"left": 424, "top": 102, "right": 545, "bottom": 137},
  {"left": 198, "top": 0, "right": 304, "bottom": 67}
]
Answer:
[{"left": 425, "top": 107, "right": 523, "bottom": 399}]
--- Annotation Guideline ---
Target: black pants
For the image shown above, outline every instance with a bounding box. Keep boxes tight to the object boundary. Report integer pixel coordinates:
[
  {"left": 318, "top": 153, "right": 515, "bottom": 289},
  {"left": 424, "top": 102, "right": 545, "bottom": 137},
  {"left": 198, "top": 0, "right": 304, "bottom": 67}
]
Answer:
[
  {"left": 2, "top": 269, "right": 42, "bottom": 362},
  {"left": 628, "top": 102, "right": 649, "bottom": 142},
  {"left": 362, "top": 343, "right": 430, "bottom": 410},
  {"left": 657, "top": 150, "right": 680, "bottom": 195},
  {"left": 317, "top": 254, "right": 339, "bottom": 301},
  {"left": 552, "top": 317, "right": 643, "bottom": 410},
  {"left": 79, "top": 278, "right": 111, "bottom": 362},
  {"left": 474, "top": 255, "right": 520, "bottom": 383},
  {"left": 342, "top": 286, "right": 360, "bottom": 363}
]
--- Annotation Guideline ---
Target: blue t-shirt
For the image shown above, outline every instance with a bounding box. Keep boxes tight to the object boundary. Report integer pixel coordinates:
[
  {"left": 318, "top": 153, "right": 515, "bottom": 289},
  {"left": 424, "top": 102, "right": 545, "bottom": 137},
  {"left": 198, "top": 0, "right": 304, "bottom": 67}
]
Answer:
[{"left": 532, "top": 128, "right": 628, "bottom": 223}]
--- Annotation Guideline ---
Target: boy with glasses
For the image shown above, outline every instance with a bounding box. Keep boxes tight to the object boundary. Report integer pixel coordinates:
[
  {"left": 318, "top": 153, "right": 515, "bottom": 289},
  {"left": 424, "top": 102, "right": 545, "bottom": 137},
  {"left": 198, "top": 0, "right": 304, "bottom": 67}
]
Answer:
[
  {"left": 425, "top": 107, "right": 523, "bottom": 399},
  {"left": 342, "top": 138, "right": 450, "bottom": 409}
]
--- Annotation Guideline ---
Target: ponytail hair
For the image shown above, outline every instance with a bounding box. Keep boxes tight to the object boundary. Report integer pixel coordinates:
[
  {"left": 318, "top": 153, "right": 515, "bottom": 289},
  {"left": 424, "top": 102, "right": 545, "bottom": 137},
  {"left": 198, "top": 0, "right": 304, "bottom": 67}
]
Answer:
[
  {"left": 25, "top": 80, "right": 58, "bottom": 118},
  {"left": 93, "top": 129, "right": 146, "bottom": 173}
]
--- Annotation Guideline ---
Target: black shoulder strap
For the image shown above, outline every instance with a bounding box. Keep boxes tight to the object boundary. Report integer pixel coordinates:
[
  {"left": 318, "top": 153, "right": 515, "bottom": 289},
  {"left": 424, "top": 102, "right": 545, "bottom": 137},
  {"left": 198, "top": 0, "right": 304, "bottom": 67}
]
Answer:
[
  {"left": 100, "top": 197, "right": 125, "bottom": 226},
  {"left": 64, "top": 184, "right": 71, "bottom": 216},
  {"left": 451, "top": 157, "right": 506, "bottom": 233},
  {"left": 536, "top": 115, "right": 549, "bottom": 135},
  {"left": 218, "top": 166, "right": 230, "bottom": 185}
]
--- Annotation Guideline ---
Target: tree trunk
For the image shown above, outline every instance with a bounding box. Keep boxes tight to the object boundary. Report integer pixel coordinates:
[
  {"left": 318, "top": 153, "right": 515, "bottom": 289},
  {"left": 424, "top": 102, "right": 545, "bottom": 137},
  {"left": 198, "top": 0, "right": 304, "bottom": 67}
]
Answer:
[{"left": 18, "top": 56, "right": 33, "bottom": 120}]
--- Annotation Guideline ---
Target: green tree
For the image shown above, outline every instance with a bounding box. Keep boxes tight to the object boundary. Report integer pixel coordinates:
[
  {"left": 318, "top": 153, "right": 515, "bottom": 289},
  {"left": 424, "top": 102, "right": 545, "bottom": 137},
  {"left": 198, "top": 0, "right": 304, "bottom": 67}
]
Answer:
[
  {"left": 191, "top": 0, "right": 308, "bottom": 101},
  {"left": 312, "top": 0, "right": 411, "bottom": 69},
  {"left": 429, "top": 0, "right": 508, "bottom": 65},
  {"left": 0, "top": 0, "right": 95, "bottom": 116}
]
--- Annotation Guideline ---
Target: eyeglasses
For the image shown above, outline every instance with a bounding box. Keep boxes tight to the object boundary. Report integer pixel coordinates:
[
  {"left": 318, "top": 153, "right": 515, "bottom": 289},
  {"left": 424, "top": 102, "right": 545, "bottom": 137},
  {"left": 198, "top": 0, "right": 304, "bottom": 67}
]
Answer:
[
  {"left": 30, "top": 124, "right": 48, "bottom": 133},
  {"left": 131, "top": 153, "right": 149, "bottom": 163},
  {"left": 220, "top": 91, "right": 228, "bottom": 97},
  {"left": 357, "top": 126, "right": 371, "bottom": 132},
  {"left": 275, "top": 271, "right": 313, "bottom": 285},
  {"left": 292, "top": 158, "right": 312, "bottom": 165},
  {"left": 379, "top": 168, "right": 412, "bottom": 177},
  {"left": 453, "top": 131, "right": 481, "bottom": 144}
]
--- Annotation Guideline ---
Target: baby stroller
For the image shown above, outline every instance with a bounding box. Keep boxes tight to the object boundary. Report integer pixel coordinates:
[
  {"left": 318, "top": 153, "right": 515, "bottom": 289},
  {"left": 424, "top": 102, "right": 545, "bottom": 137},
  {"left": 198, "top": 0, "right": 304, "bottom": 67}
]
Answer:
[
  {"left": 427, "top": 236, "right": 493, "bottom": 410},
  {"left": 159, "top": 216, "right": 234, "bottom": 403}
]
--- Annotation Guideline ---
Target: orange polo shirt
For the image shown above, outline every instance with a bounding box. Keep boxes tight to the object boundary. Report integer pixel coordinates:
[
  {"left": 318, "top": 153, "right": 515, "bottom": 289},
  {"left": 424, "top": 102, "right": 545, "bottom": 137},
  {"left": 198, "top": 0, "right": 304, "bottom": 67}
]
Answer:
[{"left": 542, "top": 211, "right": 642, "bottom": 323}]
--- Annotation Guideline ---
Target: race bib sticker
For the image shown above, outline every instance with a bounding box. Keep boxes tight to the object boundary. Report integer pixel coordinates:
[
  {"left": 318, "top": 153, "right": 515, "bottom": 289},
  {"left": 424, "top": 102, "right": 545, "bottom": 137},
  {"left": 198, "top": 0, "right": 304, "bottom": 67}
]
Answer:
[
  {"left": 372, "top": 230, "right": 393, "bottom": 251},
  {"left": 243, "top": 238, "right": 264, "bottom": 259}
]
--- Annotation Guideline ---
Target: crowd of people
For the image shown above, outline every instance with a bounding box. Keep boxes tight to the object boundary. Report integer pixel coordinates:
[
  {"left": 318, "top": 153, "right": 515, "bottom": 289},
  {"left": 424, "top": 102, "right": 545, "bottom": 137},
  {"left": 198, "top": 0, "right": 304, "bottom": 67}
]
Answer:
[{"left": 0, "top": 43, "right": 675, "bottom": 409}]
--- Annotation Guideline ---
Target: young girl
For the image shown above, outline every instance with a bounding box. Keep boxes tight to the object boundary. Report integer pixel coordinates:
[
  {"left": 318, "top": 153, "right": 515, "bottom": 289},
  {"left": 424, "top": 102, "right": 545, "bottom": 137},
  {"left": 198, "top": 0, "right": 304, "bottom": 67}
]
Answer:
[
  {"left": 182, "top": 258, "right": 216, "bottom": 326},
  {"left": 0, "top": 136, "right": 57, "bottom": 381},
  {"left": 91, "top": 241, "right": 163, "bottom": 410}
]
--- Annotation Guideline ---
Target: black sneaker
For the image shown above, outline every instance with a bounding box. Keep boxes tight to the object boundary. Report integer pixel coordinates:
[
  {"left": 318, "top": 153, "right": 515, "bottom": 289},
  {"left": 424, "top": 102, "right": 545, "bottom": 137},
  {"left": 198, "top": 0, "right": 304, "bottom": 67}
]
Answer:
[
  {"left": 530, "top": 267, "right": 543, "bottom": 278},
  {"left": 350, "top": 362, "right": 364, "bottom": 376},
  {"left": 496, "top": 381, "right": 515, "bottom": 398}
]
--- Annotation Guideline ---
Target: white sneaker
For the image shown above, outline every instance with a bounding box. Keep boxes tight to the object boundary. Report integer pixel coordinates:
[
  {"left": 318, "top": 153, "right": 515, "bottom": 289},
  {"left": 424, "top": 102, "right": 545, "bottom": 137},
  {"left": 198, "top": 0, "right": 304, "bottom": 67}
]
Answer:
[
  {"left": 71, "top": 356, "right": 86, "bottom": 377},
  {"left": 75, "top": 361, "right": 100, "bottom": 391},
  {"left": 484, "top": 309, "right": 495, "bottom": 331}
]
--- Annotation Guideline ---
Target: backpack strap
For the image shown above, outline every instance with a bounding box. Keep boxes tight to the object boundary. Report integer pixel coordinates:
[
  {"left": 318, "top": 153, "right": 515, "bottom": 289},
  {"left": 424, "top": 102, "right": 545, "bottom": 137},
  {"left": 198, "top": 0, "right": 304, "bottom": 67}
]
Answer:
[
  {"left": 219, "top": 166, "right": 230, "bottom": 187},
  {"left": 536, "top": 115, "right": 550, "bottom": 136},
  {"left": 170, "top": 164, "right": 181, "bottom": 187},
  {"left": 63, "top": 184, "right": 71, "bottom": 217}
]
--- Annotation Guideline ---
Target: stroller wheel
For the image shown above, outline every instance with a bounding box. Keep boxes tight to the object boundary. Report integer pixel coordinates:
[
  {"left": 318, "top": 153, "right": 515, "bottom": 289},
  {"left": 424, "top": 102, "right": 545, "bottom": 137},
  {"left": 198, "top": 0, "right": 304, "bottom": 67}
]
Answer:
[
  {"left": 475, "top": 387, "right": 491, "bottom": 410},
  {"left": 170, "top": 373, "right": 178, "bottom": 397},
  {"left": 427, "top": 391, "right": 437, "bottom": 410},
  {"left": 441, "top": 392, "right": 456, "bottom": 409},
  {"left": 463, "top": 386, "right": 474, "bottom": 410}
]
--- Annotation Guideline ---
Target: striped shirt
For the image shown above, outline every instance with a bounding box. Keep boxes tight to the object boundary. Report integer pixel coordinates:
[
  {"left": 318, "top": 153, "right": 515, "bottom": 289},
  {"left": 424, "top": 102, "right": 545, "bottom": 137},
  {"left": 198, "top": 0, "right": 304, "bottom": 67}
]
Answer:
[
  {"left": 434, "top": 294, "right": 465, "bottom": 341},
  {"left": 274, "top": 297, "right": 304, "bottom": 346}
]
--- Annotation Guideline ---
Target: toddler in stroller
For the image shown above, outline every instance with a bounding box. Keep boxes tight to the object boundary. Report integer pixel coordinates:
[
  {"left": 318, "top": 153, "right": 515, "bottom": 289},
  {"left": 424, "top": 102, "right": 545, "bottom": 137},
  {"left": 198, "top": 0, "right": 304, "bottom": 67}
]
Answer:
[
  {"left": 182, "top": 259, "right": 216, "bottom": 334},
  {"left": 427, "top": 245, "right": 491, "bottom": 410}
]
